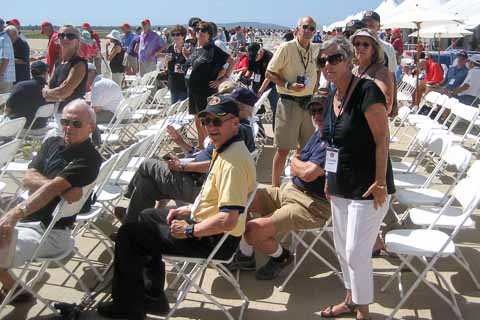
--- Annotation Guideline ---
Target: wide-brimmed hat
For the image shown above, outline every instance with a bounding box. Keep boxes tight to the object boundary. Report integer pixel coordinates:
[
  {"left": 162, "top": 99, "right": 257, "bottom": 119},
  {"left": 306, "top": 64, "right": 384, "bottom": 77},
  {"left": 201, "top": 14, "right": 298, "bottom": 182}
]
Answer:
[
  {"left": 106, "top": 30, "right": 122, "bottom": 43},
  {"left": 350, "top": 29, "right": 379, "bottom": 44},
  {"left": 80, "top": 30, "right": 94, "bottom": 45}
]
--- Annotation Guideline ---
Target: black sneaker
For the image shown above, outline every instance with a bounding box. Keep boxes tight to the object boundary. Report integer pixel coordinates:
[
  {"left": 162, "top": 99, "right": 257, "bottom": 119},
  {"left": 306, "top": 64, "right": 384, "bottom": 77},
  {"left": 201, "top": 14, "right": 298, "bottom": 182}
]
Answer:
[
  {"left": 145, "top": 292, "right": 170, "bottom": 315},
  {"left": 97, "top": 301, "right": 145, "bottom": 319},
  {"left": 255, "top": 249, "right": 293, "bottom": 280},
  {"left": 226, "top": 251, "right": 256, "bottom": 272}
]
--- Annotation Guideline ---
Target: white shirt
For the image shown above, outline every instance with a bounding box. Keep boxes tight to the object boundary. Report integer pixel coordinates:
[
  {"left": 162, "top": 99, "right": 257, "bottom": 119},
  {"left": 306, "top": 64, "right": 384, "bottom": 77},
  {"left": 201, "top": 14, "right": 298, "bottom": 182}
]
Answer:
[
  {"left": 91, "top": 75, "right": 124, "bottom": 113},
  {"left": 460, "top": 67, "right": 480, "bottom": 98},
  {"left": 379, "top": 39, "right": 397, "bottom": 74}
]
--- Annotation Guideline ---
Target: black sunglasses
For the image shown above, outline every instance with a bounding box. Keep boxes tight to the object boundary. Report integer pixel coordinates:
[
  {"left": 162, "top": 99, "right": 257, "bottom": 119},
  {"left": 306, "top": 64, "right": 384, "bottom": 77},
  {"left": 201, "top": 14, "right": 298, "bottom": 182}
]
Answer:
[
  {"left": 302, "top": 24, "right": 316, "bottom": 32},
  {"left": 317, "top": 53, "right": 345, "bottom": 68},
  {"left": 171, "top": 32, "right": 182, "bottom": 37},
  {"left": 58, "top": 32, "right": 78, "bottom": 40},
  {"left": 196, "top": 27, "right": 209, "bottom": 33},
  {"left": 200, "top": 116, "right": 234, "bottom": 127},
  {"left": 353, "top": 41, "right": 371, "bottom": 48},
  {"left": 310, "top": 108, "right": 324, "bottom": 116},
  {"left": 60, "top": 118, "right": 83, "bottom": 128}
]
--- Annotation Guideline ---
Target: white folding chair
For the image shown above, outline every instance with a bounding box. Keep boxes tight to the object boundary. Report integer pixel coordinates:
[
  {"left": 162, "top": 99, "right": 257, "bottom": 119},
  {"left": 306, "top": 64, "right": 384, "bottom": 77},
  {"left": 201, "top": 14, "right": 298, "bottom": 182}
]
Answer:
[
  {"left": 381, "top": 177, "right": 480, "bottom": 320},
  {"left": 0, "top": 117, "right": 26, "bottom": 142},
  {"left": 164, "top": 184, "right": 258, "bottom": 320},
  {"left": 0, "top": 139, "right": 23, "bottom": 197},
  {"left": 19, "top": 103, "right": 55, "bottom": 148}
]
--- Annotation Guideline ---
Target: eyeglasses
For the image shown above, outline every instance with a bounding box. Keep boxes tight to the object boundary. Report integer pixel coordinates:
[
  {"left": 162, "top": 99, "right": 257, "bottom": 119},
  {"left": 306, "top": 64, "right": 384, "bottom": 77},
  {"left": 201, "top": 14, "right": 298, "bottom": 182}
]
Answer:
[
  {"left": 60, "top": 118, "right": 83, "bottom": 128},
  {"left": 317, "top": 53, "right": 345, "bottom": 68},
  {"left": 171, "top": 32, "right": 182, "bottom": 37},
  {"left": 353, "top": 41, "right": 371, "bottom": 48},
  {"left": 196, "top": 28, "right": 209, "bottom": 33},
  {"left": 302, "top": 25, "right": 316, "bottom": 32},
  {"left": 310, "top": 108, "right": 323, "bottom": 116},
  {"left": 200, "top": 116, "right": 234, "bottom": 127},
  {"left": 58, "top": 32, "right": 78, "bottom": 41}
]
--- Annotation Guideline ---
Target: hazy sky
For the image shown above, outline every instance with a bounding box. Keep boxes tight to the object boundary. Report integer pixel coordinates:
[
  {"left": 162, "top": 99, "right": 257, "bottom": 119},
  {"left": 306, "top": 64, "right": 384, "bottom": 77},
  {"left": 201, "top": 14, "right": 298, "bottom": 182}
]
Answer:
[{"left": 3, "top": 0, "right": 383, "bottom": 27}]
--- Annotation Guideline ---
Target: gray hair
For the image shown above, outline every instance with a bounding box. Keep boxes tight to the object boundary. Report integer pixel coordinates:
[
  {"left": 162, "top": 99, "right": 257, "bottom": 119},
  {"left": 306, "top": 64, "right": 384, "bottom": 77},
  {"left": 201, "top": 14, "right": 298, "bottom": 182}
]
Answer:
[
  {"left": 321, "top": 36, "right": 354, "bottom": 61},
  {"left": 4, "top": 25, "right": 18, "bottom": 35},
  {"left": 297, "top": 16, "right": 317, "bottom": 29},
  {"left": 64, "top": 99, "right": 97, "bottom": 124}
]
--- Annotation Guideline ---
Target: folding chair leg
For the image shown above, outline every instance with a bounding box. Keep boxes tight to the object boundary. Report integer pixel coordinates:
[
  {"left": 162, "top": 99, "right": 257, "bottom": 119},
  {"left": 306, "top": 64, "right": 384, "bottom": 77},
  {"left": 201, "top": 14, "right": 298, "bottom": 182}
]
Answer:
[
  {"left": 452, "top": 248, "right": 480, "bottom": 290},
  {"left": 74, "top": 247, "right": 105, "bottom": 282}
]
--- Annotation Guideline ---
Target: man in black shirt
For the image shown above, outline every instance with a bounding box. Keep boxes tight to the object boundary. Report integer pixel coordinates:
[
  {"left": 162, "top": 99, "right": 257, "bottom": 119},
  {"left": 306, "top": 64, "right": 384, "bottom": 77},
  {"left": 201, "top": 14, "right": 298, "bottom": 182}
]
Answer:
[
  {"left": 0, "top": 99, "right": 102, "bottom": 302},
  {"left": 6, "top": 61, "right": 49, "bottom": 129},
  {"left": 4, "top": 25, "right": 30, "bottom": 83}
]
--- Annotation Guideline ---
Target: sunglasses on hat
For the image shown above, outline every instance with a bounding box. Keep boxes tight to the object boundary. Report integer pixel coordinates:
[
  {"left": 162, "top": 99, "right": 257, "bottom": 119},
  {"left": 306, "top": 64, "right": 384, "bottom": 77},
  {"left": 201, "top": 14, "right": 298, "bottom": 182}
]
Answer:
[
  {"left": 58, "top": 32, "right": 78, "bottom": 40},
  {"left": 61, "top": 118, "right": 83, "bottom": 128},
  {"left": 317, "top": 53, "right": 345, "bottom": 68}
]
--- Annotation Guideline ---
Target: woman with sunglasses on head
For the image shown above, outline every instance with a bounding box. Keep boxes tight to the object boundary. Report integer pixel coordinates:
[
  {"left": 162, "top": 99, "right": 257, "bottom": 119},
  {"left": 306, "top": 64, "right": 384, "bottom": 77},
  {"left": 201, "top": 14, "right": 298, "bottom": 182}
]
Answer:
[
  {"left": 317, "top": 36, "right": 395, "bottom": 320},
  {"left": 43, "top": 25, "right": 88, "bottom": 135},
  {"left": 165, "top": 25, "right": 188, "bottom": 104},
  {"left": 183, "top": 21, "right": 235, "bottom": 148}
]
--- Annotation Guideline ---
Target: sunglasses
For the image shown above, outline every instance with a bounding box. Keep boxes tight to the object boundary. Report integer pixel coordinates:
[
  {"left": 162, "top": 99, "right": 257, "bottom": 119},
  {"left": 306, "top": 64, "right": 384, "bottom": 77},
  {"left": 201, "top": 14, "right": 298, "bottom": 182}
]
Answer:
[
  {"left": 302, "top": 24, "right": 316, "bottom": 32},
  {"left": 58, "top": 32, "right": 78, "bottom": 40},
  {"left": 60, "top": 118, "right": 83, "bottom": 128},
  {"left": 310, "top": 108, "right": 323, "bottom": 116},
  {"left": 353, "top": 41, "right": 371, "bottom": 48},
  {"left": 317, "top": 53, "right": 345, "bottom": 68},
  {"left": 171, "top": 32, "right": 182, "bottom": 37},
  {"left": 200, "top": 116, "right": 234, "bottom": 127},
  {"left": 196, "top": 28, "right": 209, "bottom": 33}
]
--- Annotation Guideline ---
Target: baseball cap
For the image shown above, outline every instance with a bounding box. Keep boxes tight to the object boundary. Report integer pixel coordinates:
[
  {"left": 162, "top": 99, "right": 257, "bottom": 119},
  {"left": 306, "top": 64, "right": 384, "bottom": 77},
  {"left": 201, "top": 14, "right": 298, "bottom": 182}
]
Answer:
[
  {"left": 344, "top": 20, "right": 365, "bottom": 34},
  {"left": 457, "top": 50, "right": 468, "bottom": 58},
  {"left": 231, "top": 88, "right": 258, "bottom": 107},
  {"left": 120, "top": 23, "right": 130, "bottom": 30},
  {"left": 306, "top": 95, "right": 327, "bottom": 110},
  {"left": 188, "top": 17, "right": 202, "bottom": 29},
  {"left": 7, "top": 19, "right": 20, "bottom": 27},
  {"left": 31, "top": 61, "right": 49, "bottom": 75},
  {"left": 392, "top": 28, "right": 401, "bottom": 34},
  {"left": 82, "top": 22, "right": 91, "bottom": 29},
  {"left": 141, "top": 19, "right": 151, "bottom": 26},
  {"left": 198, "top": 95, "right": 239, "bottom": 118},
  {"left": 362, "top": 11, "right": 381, "bottom": 23},
  {"left": 40, "top": 21, "right": 52, "bottom": 34}
]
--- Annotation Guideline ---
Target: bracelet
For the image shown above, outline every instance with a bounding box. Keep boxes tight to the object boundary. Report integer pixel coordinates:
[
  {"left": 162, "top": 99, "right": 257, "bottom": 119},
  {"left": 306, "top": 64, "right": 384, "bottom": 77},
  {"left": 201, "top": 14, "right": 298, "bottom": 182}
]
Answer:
[{"left": 185, "top": 224, "right": 195, "bottom": 239}]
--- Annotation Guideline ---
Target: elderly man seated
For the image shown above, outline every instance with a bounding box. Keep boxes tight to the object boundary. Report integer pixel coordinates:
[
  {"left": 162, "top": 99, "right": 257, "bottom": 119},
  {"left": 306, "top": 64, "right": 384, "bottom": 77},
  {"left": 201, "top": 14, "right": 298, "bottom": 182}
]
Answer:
[
  {"left": 115, "top": 88, "right": 257, "bottom": 224},
  {"left": 97, "top": 96, "right": 256, "bottom": 320},
  {"left": 5, "top": 61, "right": 49, "bottom": 130},
  {"left": 449, "top": 54, "right": 480, "bottom": 106},
  {"left": 229, "top": 96, "right": 331, "bottom": 280},
  {"left": 0, "top": 99, "right": 102, "bottom": 302}
]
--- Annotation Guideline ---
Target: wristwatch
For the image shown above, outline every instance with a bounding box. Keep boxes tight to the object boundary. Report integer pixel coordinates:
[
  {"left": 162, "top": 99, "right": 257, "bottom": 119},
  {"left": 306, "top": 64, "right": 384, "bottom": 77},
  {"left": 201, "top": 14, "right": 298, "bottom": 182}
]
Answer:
[
  {"left": 185, "top": 224, "right": 195, "bottom": 239},
  {"left": 17, "top": 203, "right": 28, "bottom": 218}
]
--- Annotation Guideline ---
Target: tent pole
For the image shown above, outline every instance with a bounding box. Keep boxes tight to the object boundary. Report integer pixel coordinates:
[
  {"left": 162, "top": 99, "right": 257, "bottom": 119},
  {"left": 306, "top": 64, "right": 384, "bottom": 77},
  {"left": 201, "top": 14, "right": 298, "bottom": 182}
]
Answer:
[{"left": 415, "top": 21, "right": 421, "bottom": 107}]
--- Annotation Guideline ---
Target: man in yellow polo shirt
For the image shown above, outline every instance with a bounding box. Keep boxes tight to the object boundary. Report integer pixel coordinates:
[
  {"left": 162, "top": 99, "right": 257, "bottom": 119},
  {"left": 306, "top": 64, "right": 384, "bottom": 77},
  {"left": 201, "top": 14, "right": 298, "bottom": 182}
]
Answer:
[
  {"left": 98, "top": 95, "right": 256, "bottom": 320},
  {"left": 266, "top": 16, "right": 321, "bottom": 187}
]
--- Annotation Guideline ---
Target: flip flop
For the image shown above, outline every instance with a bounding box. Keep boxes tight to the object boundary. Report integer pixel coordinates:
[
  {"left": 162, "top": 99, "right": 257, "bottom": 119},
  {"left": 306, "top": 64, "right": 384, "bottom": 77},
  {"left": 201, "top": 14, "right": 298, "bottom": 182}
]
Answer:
[{"left": 320, "top": 303, "right": 357, "bottom": 318}]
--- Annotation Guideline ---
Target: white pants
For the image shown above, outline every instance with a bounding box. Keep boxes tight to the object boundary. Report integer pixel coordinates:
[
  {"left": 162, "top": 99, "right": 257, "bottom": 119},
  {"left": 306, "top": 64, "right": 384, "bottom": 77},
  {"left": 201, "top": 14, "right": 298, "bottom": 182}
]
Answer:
[{"left": 331, "top": 195, "right": 390, "bottom": 305}]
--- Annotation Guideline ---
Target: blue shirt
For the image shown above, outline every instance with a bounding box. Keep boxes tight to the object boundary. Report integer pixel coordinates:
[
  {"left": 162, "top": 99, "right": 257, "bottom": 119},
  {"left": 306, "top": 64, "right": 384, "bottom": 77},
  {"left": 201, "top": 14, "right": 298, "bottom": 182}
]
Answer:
[
  {"left": 126, "top": 35, "right": 140, "bottom": 58},
  {"left": 0, "top": 31, "right": 16, "bottom": 83},
  {"left": 292, "top": 130, "right": 327, "bottom": 199},
  {"left": 442, "top": 65, "right": 468, "bottom": 89},
  {"left": 122, "top": 31, "right": 135, "bottom": 49}
]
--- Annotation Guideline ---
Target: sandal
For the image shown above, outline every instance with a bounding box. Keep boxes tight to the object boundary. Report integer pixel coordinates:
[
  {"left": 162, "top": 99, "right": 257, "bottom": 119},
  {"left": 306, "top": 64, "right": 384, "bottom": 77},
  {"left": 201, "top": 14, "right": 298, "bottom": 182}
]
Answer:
[{"left": 320, "top": 302, "right": 357, "bottom": 318}]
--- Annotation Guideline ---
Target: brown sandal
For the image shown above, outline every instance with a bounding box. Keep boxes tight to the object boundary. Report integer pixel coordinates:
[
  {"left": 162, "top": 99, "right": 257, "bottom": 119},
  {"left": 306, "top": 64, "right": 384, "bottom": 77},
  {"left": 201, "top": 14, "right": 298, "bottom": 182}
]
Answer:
[{"left": 320, "top": 302, "right": 357, "bottom": 318}]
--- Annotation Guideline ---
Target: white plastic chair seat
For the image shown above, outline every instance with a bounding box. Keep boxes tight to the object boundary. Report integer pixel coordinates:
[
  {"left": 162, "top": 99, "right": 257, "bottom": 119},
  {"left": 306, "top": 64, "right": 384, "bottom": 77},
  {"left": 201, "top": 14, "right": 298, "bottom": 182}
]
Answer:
[
  {"left": 135, "top": 109, "right": 162, "bottom": 116},
  {"left": 131, "top": 114, "right": 144, "bottom": 121},
  {"left": 0, "top": 181, "right": 6, "bottom": 193},
  {"left": 101, "top": 133, "right": 120, "bottom": 143},
  {"left": 395, "top": 188, "right": 446, "bottom": 206},
  {"left": 3, "top": 160, "right": 30, "bottom": 172},
  {"left": 109, "top": 170, "right": 135, "bottom": 185},
  {"left": 393, "top": 173, "right": 428, "bottom": 189},
  {"left": 127, "top": 157, "right": 144, "bottom": 169},
  {"left": 35, "top": 237, "right": 75, "bottom": 261},
  {"left": 397, "top": 92, "right": 413, "bottom": 101},
  {"left": 392, "top": 161, "right": 414, "bottom": 174},
  {"left": 414, "top": 121, "right": 444, "bottom": 130},
  {"left": 410, "top": 206, "right": 475, "bottom": 229},
  {"left": 135, "top": 130, "right": 157, "bottom": 138},
  {"left": 385, "top": 229, "right": 455, "bottom": 257},
  {"left": 22, "top": 127, "right": 49, "bottom": 137},
  {"left": 75, "top": 205, "right": 103, "bottom": 222},
  {"left": 96, "top": 184, "right": 123, "bottom": 202}
]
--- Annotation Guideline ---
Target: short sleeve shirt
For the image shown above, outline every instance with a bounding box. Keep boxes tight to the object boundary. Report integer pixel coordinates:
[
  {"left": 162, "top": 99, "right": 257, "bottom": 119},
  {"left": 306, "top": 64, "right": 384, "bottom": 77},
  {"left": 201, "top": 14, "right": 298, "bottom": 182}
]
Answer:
[
  {"left": 0, "top": 32, "right": 16, "bottom": 83},
  {"left": 26, "top": 137, "right": 102, "bottom": 227},
  {"left": 322, "top": 78, "right": 395, "bottom": 199},
  {"left": 380, "top": 39, "right": 397, "bottom": 73},
  {"left": 460, "top": 67, "right": 480, "bottom": 98},
  {"left": 91, "top": 75, "right": 124, "bottom": 113},
  {"left": 442, "top": 65, "right": 468, "bottom": 89},
  {"left": 122, "top": 32, "right": 135, "bottom": 49},
  {"left": 267, "top": 39, "right": 319, "bottom": 96},
  {"left": 12, "top": 37, "right": 30, "bottom": 83},
  {"left": 166, "top": 44, "right": 187, "bottom": 94},
  {"left": 127, "top": 35, "right": 140, "bottom": 58},
  {"left": 192, "top": 137, "right": 256, "bottom": 237},
  {"left": 292, "top": 130, "right": 327, "bottom": 199},
  {"left": 139, "top": 31, "right": 166, "bottom": 63}
]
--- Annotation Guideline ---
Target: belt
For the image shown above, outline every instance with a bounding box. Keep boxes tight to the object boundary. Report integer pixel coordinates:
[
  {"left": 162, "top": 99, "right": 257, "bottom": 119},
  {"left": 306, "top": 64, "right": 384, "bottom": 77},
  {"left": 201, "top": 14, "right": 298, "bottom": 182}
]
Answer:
[
  {"left": 279, "top": 94, "right": 312, "bottom": 109},
  {"left": 292, "top": 181, "right": 325, "bottom": 201}
]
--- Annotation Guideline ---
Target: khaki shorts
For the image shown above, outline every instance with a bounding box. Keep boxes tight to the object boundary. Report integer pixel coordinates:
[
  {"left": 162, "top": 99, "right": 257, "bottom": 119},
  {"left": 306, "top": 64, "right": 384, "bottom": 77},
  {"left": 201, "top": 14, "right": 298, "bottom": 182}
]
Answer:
[
  {"left": 254, "top": 182, "right": 331, "bottom": 233},
  {"left": 274, "top": 97, "right": 315, "bottom": 150}
]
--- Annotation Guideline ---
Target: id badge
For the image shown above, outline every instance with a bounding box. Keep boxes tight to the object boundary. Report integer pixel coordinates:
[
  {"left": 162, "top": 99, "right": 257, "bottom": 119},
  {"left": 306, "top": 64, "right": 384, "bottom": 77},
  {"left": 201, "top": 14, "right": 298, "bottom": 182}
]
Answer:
[
  {"left": 304, "top": 76, "right": 311, "bottom": 87},
  {"left": 325, "top": 147, "right": 339, "bottom": 173},
  {"left": 448, "top": 78, "right": 456, "bottom": 86},
  {"left": 254, "top": 73, "right": 261, "bottom": 83},
  {"left": 174, "top": 63, "right": 183, "bottom": 74},
  {"left": 185, "top": 67, "right": 192, "bottom": 79}
]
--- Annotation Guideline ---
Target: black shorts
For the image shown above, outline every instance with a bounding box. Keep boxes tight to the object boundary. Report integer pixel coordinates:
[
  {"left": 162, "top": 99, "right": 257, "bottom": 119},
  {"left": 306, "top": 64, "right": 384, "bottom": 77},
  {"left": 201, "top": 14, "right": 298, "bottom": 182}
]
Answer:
[{"left": 188, "top": 93, "right": 209, "bottom": 115}]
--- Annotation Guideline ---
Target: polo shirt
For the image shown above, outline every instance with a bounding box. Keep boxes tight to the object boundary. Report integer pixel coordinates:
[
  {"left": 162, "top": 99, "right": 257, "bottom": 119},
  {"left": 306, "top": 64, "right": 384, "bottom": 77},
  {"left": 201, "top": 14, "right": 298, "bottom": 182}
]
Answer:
[
  {"left": 267, "top": 39, "right": 319, "bottom": 97},
  {"left": 6, "top": 76, "right": 48, "bottom": 129},
  {"left": 392, "top": 38, "right": 403, "bottom": 55},
  {"left": 122, "top": 31, "right": 135, "bottom": 49},
  {"left": 292, "top": 130, "right": 327, "bottom": 199},
  {"left": 442, "top": 65, "right": 468, "bottom": 89},
  {"left": 139, "top": 31, "right": 166, "bottom": 63},
  {"left": 25, "top": 137, "right": 102, "bottom": 228},
  {"left": 46, "top": 32, "right": 61, "bottom": 74},
  {"left": 0, "top": 31, "right": 16, "bottom": 83},
  {"left": 191, "top": 135, "right": 256, "bottom": 237},
  {"left": 12, "top": 37, "right": 30, "bottom": 83},
  {"left": 425, "top": 60, "right": 444, "bottom": 84},
  {"left": 91, "top": 75, "right": 124, "bottom": 113},
  {"left": 127, "top": 35, "right": 140, "bottom": 58},
  {"left": 460, "top": 67, "right": 480, "bottom": 98}
]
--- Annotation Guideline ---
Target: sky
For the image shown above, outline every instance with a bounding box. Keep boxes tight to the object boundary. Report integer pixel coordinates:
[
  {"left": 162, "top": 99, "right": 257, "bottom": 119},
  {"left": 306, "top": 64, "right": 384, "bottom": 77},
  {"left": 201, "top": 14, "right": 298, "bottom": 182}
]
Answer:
[{"left": 3, "top": 0, "right": 383, "bottom": 28}]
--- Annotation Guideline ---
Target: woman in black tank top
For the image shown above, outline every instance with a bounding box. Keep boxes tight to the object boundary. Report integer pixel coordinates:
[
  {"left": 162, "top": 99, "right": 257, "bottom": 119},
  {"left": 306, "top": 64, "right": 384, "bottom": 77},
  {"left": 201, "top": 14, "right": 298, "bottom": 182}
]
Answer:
[{"left": 106, "top": 30, "right": 125, "bottom": 87}]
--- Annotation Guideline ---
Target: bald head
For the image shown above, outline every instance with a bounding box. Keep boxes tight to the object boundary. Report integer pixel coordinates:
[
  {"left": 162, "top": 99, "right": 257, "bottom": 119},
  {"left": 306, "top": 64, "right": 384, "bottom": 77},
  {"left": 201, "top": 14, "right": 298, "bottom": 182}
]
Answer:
[{"left": 63, "top": 99, "right": 96, "bottom": 124}]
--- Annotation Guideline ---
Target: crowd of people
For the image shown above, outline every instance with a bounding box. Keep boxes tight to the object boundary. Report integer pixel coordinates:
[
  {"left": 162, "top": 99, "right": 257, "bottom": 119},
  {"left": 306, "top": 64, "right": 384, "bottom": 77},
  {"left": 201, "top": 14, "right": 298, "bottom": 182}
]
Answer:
[{"left": 0, "top": 8, "right": 479, "bottom": 320}]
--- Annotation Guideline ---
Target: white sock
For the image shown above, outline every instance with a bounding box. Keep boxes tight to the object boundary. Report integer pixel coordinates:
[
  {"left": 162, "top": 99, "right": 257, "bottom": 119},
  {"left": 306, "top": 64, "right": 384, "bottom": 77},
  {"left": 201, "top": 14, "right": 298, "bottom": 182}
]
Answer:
[
  {"left": 269, "top": 244, "right": 283, "bottom": 258},
  {"left": 239, "top": 237, "right": 254, "bottom": 256}
]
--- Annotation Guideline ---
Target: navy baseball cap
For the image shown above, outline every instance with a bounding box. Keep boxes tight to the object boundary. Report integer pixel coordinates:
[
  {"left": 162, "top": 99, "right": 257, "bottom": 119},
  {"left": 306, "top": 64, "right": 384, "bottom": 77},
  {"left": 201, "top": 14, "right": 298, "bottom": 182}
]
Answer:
[
  {"left": 31, "top": 61, "right": 49, "bottom": 75},
  {"left": 363, "top": 11, "right": 381, "bottom": 23},
  {"left": 457, "top": 50, "right": 468, "bottom": 58},
  {"left": 344, "top": 20, "right": 365, "bottom": 34},
  {"left": 198, "top": 95, "right": 239, "bottom": 118},
  {"left": 306, "top": 95, "right": 327, "bottom": 110},
  {"left": 231, "top": 88, "right": 258, "bottom": 107}
]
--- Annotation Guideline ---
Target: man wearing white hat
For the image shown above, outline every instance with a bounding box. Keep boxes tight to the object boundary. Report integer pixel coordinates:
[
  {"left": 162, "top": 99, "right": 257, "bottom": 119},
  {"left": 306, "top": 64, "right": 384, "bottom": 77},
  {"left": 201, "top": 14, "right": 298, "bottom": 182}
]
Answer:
[{"left": 450, "top": 54, "right": 480, "bottom": 106}]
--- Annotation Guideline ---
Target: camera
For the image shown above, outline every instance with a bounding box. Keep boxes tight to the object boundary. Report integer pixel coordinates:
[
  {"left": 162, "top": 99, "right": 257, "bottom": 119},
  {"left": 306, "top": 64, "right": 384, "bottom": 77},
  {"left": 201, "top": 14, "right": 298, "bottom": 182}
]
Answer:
[{"left": 296, "top": 75, "right": 306, "bottom": 85}]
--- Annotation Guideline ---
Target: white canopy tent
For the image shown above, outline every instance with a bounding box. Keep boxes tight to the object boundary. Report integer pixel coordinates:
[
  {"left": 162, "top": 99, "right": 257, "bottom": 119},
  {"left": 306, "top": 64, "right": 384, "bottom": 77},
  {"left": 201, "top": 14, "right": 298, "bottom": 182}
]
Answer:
[
  {"left": 407, "top": 23, "right": 473, "bottom": 38},
  {"left": 374, "top": 0, "right": 401, "bottom": 20},
  {"left": 441, "top": 0, "right": 480, "bottom": 28}
]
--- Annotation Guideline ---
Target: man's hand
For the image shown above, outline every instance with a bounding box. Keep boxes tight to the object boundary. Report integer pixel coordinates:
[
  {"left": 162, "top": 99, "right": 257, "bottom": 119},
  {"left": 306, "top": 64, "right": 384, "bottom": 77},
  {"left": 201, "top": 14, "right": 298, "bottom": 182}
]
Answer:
[
  {"left": 166, "top": 206, "right": 191, "bottom": 225},
  {"left": 290, "top": 83, "right": 306, "bottom": 92},
  {"left": 167, "top": 157, "right": 181, "bottom": 171},
  {"left": 170, "top": 219, "right": 188, "bottom": 239},
  {"left": 166, "top": 125, "right": 185, "bottom": 146},
  {"left": 0, "top": 211, "right": 20, "bottom": 249},
  {"left": 62, "top": 187, "right": 83, "bottom": 204}
]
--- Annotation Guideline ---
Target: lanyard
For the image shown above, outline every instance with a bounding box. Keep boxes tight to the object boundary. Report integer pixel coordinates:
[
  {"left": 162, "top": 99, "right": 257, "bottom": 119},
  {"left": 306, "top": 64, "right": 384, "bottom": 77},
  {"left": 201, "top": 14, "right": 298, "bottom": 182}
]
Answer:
[
  {"left": 329, "top": 75, "right": 355, "bottom": 146},
  {"left": 295, "top": 42, "right": 311, "bottom": 75},
  {"left": 358, "top": 63, "right": 373, "bottom": 78}
]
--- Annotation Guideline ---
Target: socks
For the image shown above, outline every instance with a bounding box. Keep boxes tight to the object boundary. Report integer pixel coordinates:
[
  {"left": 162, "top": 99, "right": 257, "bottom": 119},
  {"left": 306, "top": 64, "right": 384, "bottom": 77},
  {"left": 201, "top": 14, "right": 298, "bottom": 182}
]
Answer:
[
  {"left": 239, "top": 237, "right": 254, "bottom": 256},
  {"left": 269, "top": 244, "right": 283, "bottom": 258}
]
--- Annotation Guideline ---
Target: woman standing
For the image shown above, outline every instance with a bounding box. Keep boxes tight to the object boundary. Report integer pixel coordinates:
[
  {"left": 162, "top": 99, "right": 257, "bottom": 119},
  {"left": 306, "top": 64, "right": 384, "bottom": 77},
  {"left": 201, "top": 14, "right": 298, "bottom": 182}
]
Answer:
[
  {"left": 318, "top": 36, "right": 395, "bottom": 320},
  {"left": 183, "top": 21, "right": 234, "bottom": 147},
  {"left": 165, "top": 25, "right": 188, "bottom": 104},
  {"left": 43, "top": 25, "right": 88, "bottom": 132},
  {"left": 106, "top": 30, "right": 125, "bottom": 87}
]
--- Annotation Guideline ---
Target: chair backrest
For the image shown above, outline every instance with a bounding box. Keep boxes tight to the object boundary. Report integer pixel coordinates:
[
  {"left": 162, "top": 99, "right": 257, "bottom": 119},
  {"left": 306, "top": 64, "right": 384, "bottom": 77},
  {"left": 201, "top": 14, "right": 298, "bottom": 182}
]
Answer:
[
  {"left": 441, "top": 144, "right": 472, "bottom": 173},
  {"left": 424, "top": 91, "right": 440, "bottom": 105},
  {"left": 466, "top": 160, "right": 480, "bottom": 180},
  {"left": 0, "top": 118, "right": 26, "bottom": 139},
  {"left": 34, "top": 104, "right": 55, "bottom": 119},
  {"left": 253, "top": 89, "right": 272, "bottom": 116},
  {"left": 93, "top": 153, "right": 119, "bottom": 193},
  {"left": 0, "top": 139, "right": 22, "bottom": 169}
]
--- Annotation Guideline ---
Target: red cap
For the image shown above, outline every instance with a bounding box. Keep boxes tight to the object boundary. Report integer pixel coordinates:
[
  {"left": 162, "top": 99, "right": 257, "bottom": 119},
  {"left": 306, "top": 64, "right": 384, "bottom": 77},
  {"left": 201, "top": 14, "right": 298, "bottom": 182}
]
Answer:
[
  {"left": 392, "top": 28, "right": 401, "bottom": 34},
  {"left": 7, "top": 19, "right": 20, "bottom": 27},
  {"left": 121, "top": 23, "right": 130, "bottom": 30},
  {"left": 141, "top": 19, "right": 151, "bottom": 26},
  {"left": 40, "top": 21, "right": 52, "bottom": 34},
  {"left": 82, "top": 22, "right": 91, "bottom": 29}
]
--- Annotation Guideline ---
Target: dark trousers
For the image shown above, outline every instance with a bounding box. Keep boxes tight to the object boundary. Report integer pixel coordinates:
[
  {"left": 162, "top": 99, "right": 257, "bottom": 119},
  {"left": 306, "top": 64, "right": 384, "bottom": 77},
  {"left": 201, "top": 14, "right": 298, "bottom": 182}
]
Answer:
[
  {"left": 111, "top": 208, "right": 240, "bottom": 318},
  {"left": 170, "top": 90, "right": 188, "bottom": 104},
  {"left": 125, "top": 159, "right": 203, "bottom": 223}
]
